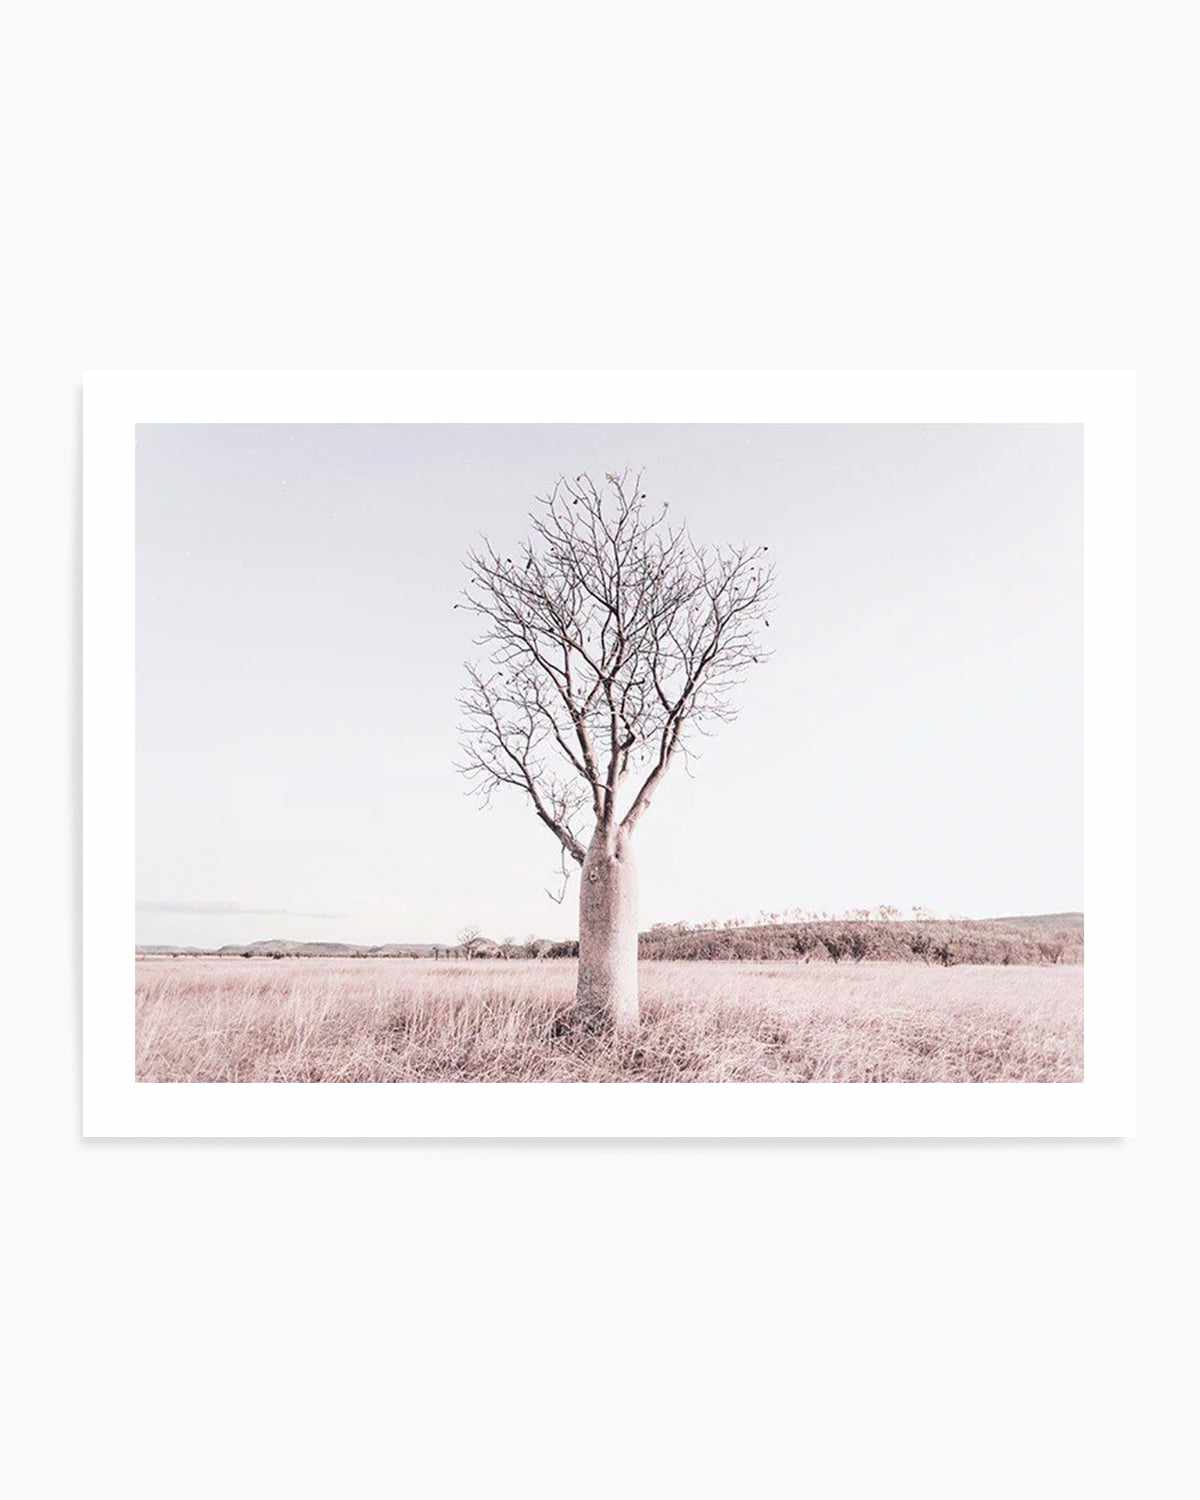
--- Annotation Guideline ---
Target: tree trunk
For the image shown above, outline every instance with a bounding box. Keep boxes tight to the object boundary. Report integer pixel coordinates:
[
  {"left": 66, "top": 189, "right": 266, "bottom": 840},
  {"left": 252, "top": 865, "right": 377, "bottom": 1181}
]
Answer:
[{"left": 575, "top": 828, "right": 639, "bottom": 1032}]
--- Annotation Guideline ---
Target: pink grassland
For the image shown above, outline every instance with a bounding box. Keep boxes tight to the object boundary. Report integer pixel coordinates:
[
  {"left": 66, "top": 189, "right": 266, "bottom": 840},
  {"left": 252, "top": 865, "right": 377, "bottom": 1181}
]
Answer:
[{"left": 136, "top": 956, "right": 1083, "bottom": 1084}]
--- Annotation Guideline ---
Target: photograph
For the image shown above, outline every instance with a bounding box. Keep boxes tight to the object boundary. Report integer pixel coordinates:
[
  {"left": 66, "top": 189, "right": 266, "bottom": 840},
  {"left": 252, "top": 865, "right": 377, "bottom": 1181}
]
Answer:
[{"left": 134, "top": 419, "right": 1084, "bottom": 1087}]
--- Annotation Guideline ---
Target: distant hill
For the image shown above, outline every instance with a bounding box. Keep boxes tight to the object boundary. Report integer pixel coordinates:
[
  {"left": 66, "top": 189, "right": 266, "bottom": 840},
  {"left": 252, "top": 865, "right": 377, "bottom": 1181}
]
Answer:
[
  {"left": 217, "top": 940, "right": 367, "bottom": 957},
  {"left": 979, "top": 912, "right": 1083, "bottom": 928},
  {"left": 138, "top": 939, "right": 441, "bottom": 958},
  {"left": 636, "top": 912, "right": 1083, "bottom": 965}
]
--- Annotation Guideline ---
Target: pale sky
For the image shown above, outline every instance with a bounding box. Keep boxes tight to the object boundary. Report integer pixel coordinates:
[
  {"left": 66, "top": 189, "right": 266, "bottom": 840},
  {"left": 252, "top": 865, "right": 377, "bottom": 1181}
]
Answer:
[{"left": 136, "top": 423, "right": 1082, "bottom": 947}]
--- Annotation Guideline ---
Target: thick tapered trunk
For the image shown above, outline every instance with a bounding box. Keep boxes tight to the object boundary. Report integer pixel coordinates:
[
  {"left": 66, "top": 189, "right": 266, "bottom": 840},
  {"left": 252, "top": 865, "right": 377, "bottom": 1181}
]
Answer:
[{"left": 574, "top": 829, "right": 639, "bottom": 1032}]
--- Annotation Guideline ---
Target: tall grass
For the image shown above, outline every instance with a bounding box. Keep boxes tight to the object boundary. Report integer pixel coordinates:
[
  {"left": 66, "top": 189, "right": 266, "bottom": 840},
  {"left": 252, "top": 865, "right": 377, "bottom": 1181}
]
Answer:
[{"left": 136, "top": 958, "right": 1083, "bottom": 1083}]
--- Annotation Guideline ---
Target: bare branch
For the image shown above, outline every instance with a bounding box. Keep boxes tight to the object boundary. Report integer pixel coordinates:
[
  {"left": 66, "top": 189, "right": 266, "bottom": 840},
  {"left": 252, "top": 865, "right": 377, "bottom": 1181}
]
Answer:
[
  {"left": 457, "top": 472, "right": 774, "bottom": 865},
  {"left": 544, "top": 844, "right": 573, "bottom": 905}
]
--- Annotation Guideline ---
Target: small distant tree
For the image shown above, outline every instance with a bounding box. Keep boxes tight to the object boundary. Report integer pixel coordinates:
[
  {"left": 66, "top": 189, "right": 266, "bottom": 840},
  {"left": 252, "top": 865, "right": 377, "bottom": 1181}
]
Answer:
[
  {"left": 458, "top": 471, "right": 773, "bottom": 1031},
  {"left": 457, "top": 925, "right": 485, "bottom": 959}
]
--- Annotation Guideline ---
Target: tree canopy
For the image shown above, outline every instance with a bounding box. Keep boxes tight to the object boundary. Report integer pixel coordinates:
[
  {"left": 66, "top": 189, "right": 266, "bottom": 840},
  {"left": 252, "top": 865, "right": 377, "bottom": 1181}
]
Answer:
[{"left": 457, "top": 471, "right": 774, "bottom": 862}]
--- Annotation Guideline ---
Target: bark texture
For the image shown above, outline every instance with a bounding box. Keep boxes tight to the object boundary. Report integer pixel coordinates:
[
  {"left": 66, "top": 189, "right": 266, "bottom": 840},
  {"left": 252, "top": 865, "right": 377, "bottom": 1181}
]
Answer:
[{"left": 575, "top": 831, "right": 639, "bottom": 1032}]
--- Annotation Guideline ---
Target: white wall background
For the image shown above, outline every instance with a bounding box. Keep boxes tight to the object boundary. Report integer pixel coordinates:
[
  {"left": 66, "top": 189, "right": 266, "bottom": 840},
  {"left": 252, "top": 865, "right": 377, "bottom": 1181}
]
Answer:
[{"left": 4, "top": 4, "right": 1194, "bottom": 1498}]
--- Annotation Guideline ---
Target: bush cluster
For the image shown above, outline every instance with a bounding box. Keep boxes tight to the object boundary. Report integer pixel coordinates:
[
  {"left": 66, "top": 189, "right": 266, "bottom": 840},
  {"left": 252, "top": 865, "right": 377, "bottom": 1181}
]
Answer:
[{"left": 636, "top": 917, "right": 1082, "bottom": 966}]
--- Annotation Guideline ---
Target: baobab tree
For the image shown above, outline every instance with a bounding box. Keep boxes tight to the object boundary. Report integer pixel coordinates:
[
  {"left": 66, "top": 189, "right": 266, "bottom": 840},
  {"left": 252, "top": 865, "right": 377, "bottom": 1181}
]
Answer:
[{"left": 457, "top": 471, "right": 774, "bottom": 1031}]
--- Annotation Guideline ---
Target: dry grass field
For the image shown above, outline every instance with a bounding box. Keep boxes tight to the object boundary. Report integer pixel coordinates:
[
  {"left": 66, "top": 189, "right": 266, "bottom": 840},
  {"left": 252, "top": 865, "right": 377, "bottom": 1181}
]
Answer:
[{"left": 136, "top": 956, "right": 1083, "bottom": 1083}]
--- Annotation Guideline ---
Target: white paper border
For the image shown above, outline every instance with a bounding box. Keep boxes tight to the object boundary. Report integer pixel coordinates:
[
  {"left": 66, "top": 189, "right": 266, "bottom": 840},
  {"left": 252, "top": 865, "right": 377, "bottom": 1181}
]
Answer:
[{"left": 83, "top": 371, "right": 1135, "bottom": 1137}]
